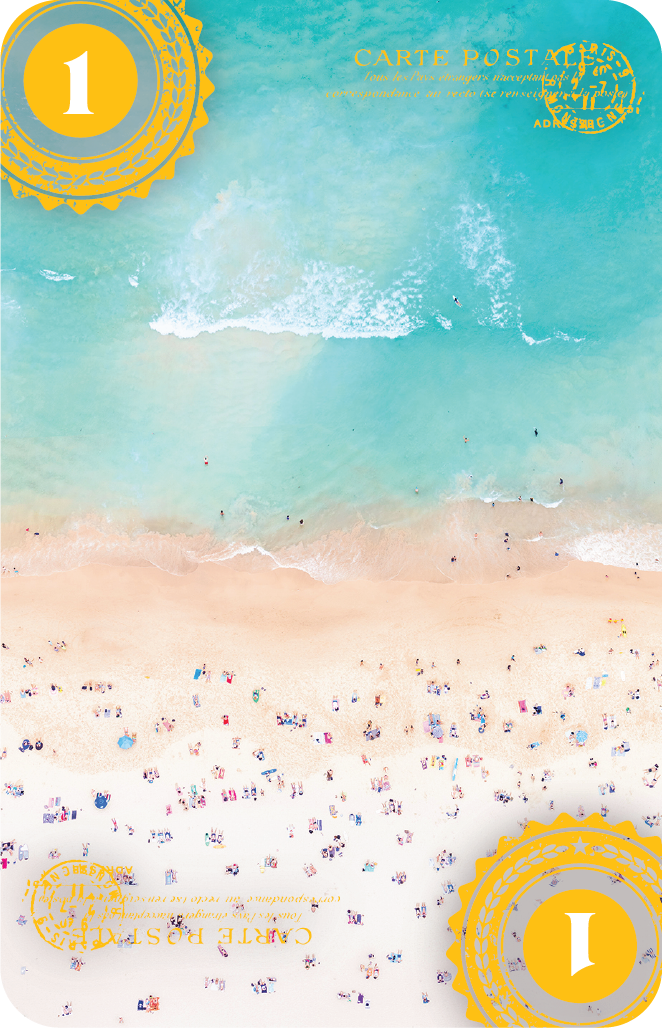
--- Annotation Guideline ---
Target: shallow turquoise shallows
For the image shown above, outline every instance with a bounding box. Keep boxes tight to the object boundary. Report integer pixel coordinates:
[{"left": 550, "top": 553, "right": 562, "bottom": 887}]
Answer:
[{"left": 2, "top": 0, "right": 662, "bottom": 580}]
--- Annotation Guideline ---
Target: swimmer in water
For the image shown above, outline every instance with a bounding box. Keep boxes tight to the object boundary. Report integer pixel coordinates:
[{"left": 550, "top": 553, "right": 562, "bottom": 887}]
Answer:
[{"left": 453, "top": 296, "right": 462, "bottom": 307}]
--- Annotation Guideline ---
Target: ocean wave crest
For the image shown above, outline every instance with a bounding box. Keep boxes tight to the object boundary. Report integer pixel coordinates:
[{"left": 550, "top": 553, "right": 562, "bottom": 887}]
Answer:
[
  {"left": 149, "top": 183, "right": 582, "bottom": 345},
  {"left": 151, "top": 259, "right": 427, "bottom": 340},
  {"left": 571, "top": 526, "right": 662, "bottom": 572}
]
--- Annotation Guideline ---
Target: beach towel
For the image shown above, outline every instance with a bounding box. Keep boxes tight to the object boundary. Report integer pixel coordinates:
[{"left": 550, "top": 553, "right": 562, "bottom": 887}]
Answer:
[{"left": 193, "top": 669, "right": 201, "bottom": 679}]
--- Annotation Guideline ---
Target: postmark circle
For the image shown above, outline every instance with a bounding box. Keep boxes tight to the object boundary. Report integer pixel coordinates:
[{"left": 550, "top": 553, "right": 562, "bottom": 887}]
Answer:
[
  {"left": 30, "top": 859, "right": 125, "bottom": 952},
  {"left": 542, "top": 42, "right": 638, "bottom": 134}
]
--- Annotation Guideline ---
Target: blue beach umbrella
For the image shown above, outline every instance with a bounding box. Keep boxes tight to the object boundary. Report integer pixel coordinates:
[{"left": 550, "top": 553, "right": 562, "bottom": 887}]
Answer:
[
  {"left": 576, "top": 730, "right": 588, "bottom": 745},
  {"left": 118, "top": 733, "right": 134, "bottom": 749}
]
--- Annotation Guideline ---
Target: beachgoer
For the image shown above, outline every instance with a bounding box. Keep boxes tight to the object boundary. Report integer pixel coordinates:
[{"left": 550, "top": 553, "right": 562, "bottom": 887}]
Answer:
[{"left": 453, "top": 296, "right": 462, "bottom": 307}]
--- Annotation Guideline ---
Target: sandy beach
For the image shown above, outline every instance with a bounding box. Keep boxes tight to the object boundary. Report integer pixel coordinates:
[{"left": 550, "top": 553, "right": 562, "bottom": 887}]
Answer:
[
  {"left": 1, "top": 561, "right": 661, "bottom": 1026},
  {"left": 2, "top": 560, "right": 662, "bottom": 772}
]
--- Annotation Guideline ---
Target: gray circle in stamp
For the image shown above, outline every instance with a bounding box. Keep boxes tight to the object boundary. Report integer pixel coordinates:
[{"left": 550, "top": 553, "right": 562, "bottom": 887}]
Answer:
[
  {"left": 500, "top": 865, "right": 661, "bottom": 1025},
  {"left": 3, "top": 2, "right": 159, "bottom": 159}
]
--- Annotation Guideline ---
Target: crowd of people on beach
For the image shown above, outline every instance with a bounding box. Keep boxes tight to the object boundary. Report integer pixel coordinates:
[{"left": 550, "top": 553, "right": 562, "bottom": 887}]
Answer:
[{"left": 2, "top": 618, "right": 660, "bottom": 1019}]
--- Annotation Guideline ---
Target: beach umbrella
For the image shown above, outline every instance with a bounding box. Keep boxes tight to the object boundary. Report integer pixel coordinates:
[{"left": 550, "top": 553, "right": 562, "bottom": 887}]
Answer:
[
  {"left": 576, "top": 729, "right": 588, "bottom": 745},
  {"left": 118, "top": 733, "right": 134, "bottom": 749}
]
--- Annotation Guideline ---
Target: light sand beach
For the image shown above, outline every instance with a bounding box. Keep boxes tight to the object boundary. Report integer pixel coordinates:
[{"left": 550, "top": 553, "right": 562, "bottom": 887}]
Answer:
[{"left": 1, "top": 561, "right": 661, "bottom": 1026}]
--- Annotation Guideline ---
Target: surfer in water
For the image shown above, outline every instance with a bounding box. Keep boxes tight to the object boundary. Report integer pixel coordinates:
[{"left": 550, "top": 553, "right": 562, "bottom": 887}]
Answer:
[{"left": 453, "top": 296, "right": 462, "bottom": 307}]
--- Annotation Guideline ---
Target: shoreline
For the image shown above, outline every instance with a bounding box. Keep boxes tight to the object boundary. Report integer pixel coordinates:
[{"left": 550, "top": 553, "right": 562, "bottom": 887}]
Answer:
[{"left": 3, "top": 499, "right": 662, "bottom": 584}]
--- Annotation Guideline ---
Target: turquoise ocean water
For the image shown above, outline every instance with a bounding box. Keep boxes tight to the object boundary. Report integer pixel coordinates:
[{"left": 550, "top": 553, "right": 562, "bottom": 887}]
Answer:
[{"left": 2, "top": 0, "right": 661, "bottom": 581}]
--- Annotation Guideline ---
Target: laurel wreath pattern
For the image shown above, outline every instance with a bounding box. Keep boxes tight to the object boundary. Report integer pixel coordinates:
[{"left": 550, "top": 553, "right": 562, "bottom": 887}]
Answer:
[
  {"left": 472, "top": 844, "right": 567, "bottom": 1026},
  {"left": 594, "top": 842, "right": 662, "bottom": 894},
  {"left": 2, "top": 0, "right": 195, "bottom": 194}
]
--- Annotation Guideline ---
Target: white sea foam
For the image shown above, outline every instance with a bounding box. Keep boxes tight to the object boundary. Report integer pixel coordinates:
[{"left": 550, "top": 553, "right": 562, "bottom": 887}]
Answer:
[
  {"left": 454, "top": 202, "right": 516, "bottom": 328},
  {"left": 571, "top": 526, "right": 662, "bottom": 572},
  {"left": 479, "top": 494, "right": 562, "bottom": 508},
  {"left": 150, "top": 182, "right": 430, "bottom": 340},
  {"left": 151, "top": 259, "right": 426, "bottom": 340},
  {"left": 39, "top": 269, "right": 75, "bottom": 282},
  {"left": 453, "top": 202, "right": 585, "bottom": 346},
  {"left": 521, "top": 330, "right": 550, "bottom": 345},
  {"left": 5, "top": 507, "right": 659, "bottom": 584},
  {"left": 150, "top": 186, "right": 585, "bottom": 345},
  {"left": 521, "top": 327, "right": 586, "bottom": 346}
]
